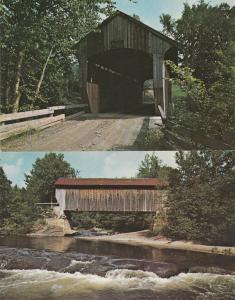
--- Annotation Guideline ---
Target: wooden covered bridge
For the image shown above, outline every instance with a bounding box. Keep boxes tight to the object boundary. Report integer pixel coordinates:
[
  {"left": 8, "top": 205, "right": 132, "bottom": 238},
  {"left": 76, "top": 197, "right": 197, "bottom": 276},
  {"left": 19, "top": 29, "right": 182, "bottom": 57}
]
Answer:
[
  {"left": 55, "top": 178, "right": 168, "bottom": 214},
  {"left": 77, "top": 11, "right": 177, "bottom": 118}
]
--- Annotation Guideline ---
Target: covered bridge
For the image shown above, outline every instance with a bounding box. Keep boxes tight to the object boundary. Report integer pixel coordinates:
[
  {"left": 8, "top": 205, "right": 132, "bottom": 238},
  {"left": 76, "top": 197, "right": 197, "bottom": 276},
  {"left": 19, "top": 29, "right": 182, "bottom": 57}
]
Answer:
[
  {"left": 55, "top": 178, "right": 168, "bottom": 213},
  {"left": 77, "top": 10, "right": 177, "bottom": 118}
]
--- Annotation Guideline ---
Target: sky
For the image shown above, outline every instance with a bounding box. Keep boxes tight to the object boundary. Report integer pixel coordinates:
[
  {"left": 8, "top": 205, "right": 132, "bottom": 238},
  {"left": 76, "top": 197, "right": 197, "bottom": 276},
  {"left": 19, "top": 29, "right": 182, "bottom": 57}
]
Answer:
[
  {"left": 0, "top": 152, "right": 177, "bottom": 187},
  {"left": 116, "top": 0, "right": 234, "bottom": 30}
]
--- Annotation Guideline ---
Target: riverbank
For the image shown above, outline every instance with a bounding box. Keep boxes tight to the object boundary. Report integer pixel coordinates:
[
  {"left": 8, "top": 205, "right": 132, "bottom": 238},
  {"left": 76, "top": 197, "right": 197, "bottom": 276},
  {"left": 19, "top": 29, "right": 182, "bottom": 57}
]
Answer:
[
  {"left": 26, "top": 218, "right": 76, "bottom": 237},
  {"left": 79, "top": 230, "right": 235, "bottom": 256}
]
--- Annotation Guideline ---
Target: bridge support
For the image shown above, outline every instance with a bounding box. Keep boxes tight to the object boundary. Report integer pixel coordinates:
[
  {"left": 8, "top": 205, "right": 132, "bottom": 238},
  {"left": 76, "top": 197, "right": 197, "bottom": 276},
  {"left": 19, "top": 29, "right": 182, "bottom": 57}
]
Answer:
[{"left": 153, "top": 53, "right": 166, "bottom": 118}]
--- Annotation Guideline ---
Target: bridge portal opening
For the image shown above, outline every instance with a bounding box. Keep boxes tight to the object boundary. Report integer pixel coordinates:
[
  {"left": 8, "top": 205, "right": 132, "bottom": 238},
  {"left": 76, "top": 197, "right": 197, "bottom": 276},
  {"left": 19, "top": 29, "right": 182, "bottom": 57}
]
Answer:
[
  {"left": 78, "top": 11, "right": 177, "bottom": 117},
  {"left": 87, "top": 49, "right": 154, "bottom": 114},
  {"left": 66, "top": 211, "right": 156, "bottom": 233}
]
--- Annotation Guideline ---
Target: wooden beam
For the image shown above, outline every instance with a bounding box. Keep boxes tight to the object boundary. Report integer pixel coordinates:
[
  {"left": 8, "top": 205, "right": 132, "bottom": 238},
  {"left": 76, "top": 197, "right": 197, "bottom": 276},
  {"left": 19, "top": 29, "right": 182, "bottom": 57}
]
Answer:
[
  {"left": 158, "top": 105, "right": 166, "bottom": 121},
  {"left": 49, "top": 104, "right": 88, "bottom": 111},
  {"left": 0, "top": 104, "right": 87, "bottom": 123},
  {"left": 0, "top": 108, "right": 54, "bottom": 123},
  {"left": 0, "top": 114, "right": 65, "bottom": 141}
]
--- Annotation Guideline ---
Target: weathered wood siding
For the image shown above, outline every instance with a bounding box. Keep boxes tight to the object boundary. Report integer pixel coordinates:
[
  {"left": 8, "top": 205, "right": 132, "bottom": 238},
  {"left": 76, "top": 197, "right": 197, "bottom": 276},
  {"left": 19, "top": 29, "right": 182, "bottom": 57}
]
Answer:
[
  {"left": 79, "top": 14, "right": 173, "bottom": 59},
  {"left": 78, "top": 12, "right": 177, "bottom": 116},
  {"left": 86, "top": 83, "right": 100, "bottom": 114},
  {"left": 56, "top": 188, "right": 167, "bottom": 212}
]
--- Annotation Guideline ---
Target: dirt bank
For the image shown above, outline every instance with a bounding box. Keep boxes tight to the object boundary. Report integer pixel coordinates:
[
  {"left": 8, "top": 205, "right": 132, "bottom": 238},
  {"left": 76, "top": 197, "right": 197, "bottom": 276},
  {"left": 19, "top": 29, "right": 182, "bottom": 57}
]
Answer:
[
  {"left": 27, "top": 218, "right": 75, "bottom": 237},
  {"left": 79, "top": 230, "right": 235, "bottom": 256}
]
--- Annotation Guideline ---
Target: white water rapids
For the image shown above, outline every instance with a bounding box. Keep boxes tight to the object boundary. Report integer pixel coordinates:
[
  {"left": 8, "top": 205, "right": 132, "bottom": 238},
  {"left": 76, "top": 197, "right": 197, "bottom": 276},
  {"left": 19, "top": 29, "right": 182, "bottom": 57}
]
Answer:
[{"left": 0, "top": 268, "right": 235, "bottom": 300}]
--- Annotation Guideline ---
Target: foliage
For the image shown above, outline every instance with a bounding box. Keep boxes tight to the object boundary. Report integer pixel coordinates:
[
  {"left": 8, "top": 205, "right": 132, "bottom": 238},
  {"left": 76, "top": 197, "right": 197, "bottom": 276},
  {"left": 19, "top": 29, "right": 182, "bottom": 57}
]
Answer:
[
  {"left": 166, "top": 47, "right": 235, "bottom": 145},
  {"left": 1, "top": 187, "right": 39, "bottom": 234},
  {"left": 68, "top": 212, "right": 155, "bottom": 233},
  {"left": 0, "top": 166, "right": 12, "bottom": 223},
  {"left": 137, "top": 153, "right": 172, "bottom": 181},
  {"left": 0, "top": 153, "right": 78, "bottom": 233},
  {"left": 0, "top": 167, "right": 39, "bottom": 234},
  {"left": 160, "top": 0, "right": 233, "bottom": 85},
  {"left": 164, "top": 151, "right": 235, "bottom": 245},
  {"left": 25, "top": 153, "right": 78, "bottom": 203},
  {"left": 0, "top": 0, "right": 123, "bottom": 112},
  {"left": 158, "top": 2, "right": 235, "bottom": 149}
]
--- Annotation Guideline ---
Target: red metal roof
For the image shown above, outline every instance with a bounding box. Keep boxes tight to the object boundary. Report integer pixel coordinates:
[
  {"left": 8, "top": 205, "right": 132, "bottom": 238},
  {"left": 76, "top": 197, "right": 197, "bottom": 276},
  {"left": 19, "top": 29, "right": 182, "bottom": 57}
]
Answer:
[{"left": 55, "top": 178, "right": 166, "bottom": 188}]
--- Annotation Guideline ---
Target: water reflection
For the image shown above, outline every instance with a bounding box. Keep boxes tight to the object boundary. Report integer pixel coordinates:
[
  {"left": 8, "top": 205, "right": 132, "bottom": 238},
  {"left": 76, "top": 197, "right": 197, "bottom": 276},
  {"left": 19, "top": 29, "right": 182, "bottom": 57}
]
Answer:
[{"left": 1, "top": 235, "right": 235, "bottom": 272}]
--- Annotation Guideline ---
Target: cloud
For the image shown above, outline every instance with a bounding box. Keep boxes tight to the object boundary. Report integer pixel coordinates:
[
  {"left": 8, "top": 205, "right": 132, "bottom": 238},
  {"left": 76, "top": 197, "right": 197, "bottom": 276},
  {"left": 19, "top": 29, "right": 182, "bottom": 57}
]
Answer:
[
  {"left": 103, "top": 152, "right": 178, "bottom": 178},
  {"left": 2, "top": 158, "right": 25, "bottom": 186},
  {"left": 157, "top": 152, "right": 178, "bottom": 168},
  {"left": 103, "top": 153, "right": 140, "bottom": 178}
]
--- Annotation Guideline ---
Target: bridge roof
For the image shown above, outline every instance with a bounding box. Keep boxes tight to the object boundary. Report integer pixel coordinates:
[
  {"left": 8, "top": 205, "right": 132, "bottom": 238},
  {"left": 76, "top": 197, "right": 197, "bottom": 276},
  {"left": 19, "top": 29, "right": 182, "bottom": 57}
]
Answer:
[
  {"left": 55, "top": 178, "right": 166, "bottom": 188},
  {"left": 78, "top": 10, "right": 176, "bottom": 47}
]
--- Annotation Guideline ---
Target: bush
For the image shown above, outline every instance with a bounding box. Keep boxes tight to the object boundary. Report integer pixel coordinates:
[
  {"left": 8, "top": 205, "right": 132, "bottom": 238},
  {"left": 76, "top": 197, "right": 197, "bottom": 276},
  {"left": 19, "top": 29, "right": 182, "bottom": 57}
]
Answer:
[{"left": 166, "top": 43, "right": 235, "bottom": 147}]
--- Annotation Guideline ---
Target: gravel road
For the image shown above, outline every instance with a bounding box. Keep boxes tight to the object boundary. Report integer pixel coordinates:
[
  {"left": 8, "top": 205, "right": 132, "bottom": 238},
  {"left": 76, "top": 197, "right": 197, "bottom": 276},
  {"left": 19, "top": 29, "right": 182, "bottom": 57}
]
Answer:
[{"left": 1, "top": 113, "right": 162, "bottom": 151}]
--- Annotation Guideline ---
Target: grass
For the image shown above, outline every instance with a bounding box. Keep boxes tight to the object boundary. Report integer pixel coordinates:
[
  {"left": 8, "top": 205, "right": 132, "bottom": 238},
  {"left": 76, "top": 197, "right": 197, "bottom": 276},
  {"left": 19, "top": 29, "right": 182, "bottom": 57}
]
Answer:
[{"left": 172, "top": 82, "right": 187, "bottom": 98}]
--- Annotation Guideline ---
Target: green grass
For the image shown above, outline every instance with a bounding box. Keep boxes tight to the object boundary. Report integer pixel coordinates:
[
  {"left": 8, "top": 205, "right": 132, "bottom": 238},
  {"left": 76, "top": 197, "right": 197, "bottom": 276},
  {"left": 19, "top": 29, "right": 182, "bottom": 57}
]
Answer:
[{"left": 172, "top": 83, "right": 187, "bottom": 98}]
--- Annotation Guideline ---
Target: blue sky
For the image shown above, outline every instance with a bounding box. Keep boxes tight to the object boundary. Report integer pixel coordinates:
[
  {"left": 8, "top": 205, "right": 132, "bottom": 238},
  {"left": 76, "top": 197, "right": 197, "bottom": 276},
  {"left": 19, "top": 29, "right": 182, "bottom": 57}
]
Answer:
[
  {"left": 116, "top": 0, "right": 234, "bottom": 30},
  {"left": 0, "top": 152, "right": 177, "bottom": 187}
]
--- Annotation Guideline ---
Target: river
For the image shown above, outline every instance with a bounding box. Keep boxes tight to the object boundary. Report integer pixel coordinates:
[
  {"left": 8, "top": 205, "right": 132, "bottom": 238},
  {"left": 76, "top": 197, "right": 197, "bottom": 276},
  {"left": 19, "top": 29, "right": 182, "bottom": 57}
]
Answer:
[{"left": 0, "top": 236, "right": 235, "bottom": 300}]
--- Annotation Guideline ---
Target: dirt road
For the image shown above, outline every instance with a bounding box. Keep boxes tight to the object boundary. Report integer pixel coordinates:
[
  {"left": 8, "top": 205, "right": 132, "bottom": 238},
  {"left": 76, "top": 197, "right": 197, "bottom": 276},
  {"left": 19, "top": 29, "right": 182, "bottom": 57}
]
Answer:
[{"left": 1, "top": 113, "right": 162, "bottom": 151}]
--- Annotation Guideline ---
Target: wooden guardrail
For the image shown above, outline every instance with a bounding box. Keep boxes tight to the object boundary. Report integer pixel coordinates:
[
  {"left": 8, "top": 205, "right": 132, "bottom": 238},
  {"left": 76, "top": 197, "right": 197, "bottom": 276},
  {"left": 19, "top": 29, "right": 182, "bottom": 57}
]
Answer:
[{"left": 0, "top": 104, "right": 88, "bottom": 141}]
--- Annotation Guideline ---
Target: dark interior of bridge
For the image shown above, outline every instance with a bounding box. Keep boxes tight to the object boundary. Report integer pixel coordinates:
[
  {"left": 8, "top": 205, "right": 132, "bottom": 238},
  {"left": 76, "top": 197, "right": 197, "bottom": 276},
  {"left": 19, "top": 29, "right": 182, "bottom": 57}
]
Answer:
[{"left": 87, "top": 49, "right": 154, "bottom": 114}]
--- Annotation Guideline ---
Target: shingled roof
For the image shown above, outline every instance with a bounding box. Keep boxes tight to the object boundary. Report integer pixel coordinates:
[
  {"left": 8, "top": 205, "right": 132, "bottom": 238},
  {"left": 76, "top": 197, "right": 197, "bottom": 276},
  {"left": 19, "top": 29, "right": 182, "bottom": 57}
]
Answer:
[{"left": 55, "top": 178, "right": 167, "bottom": 188}]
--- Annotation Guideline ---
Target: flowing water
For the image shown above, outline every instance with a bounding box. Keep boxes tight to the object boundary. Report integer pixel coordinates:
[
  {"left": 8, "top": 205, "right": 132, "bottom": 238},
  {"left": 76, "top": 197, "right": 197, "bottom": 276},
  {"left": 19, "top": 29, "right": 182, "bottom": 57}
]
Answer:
[{"left": 0, "top": 236, "right": 235, "bottom": 300}]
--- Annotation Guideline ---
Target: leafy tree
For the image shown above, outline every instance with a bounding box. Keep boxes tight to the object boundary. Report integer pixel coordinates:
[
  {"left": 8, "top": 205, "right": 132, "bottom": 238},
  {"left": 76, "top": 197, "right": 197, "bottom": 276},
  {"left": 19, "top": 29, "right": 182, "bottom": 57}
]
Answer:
[
  {"left": 160, "top": 0, "right": 233, "bottom": 85},
  {"left": 0, "top": 167, "right": 39, "bottom": 233},
  {"left": 0, "top": 166, "right": 12, "bottom": 223},
  {"left": 159, "top": 14, "right": 175, "bottom": 37},
  {"left": 25, "top": 153, "right": 78, "bottom": 203},
  {"left": 164, "top": 151, "right": 235, "bottom": 245},
  {"left": 166, "top": 41, "right": 235, "bottom": 146},
  {"left": 2, "top": 186, "right": 39, "bottom": 234},
  {"left": 137, "top": 153, "right": 172, "bottom": 181},
  {"left": 142, "top": 1, "right": 234, "bottom": 149},
  {"left": 0, "top": 0, "right": 124, "bottom": 112}
]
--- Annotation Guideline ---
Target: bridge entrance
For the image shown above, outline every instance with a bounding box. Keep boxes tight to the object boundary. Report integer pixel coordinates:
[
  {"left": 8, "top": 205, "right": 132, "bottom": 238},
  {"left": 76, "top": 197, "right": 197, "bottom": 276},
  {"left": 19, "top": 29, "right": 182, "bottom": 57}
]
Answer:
[
  {"left": 87, "top": 49, "right": 153, "bottom": 114},
  {"left": 77, "top": 11, "right": 177, "bottom": 118}
]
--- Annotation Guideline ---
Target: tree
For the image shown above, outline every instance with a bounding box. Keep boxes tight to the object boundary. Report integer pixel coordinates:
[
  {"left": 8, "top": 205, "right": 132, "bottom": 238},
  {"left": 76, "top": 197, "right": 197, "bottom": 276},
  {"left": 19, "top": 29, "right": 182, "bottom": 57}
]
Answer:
[
  {"left": 0, "top": 167, "right": 39, "bottom": 233},
  {"left": 0, "top": 0, "right": 121, "bottom": 112},
  {"left": 160, "top": 1, "right": 233, "bottom": 85},
  {"left": 0, "top": 166, "right": 12, "bottom": 223},
  {"left": 132, "top": 14, "right": 140, "bottom": 21},
  {"left": 137, "top": 153, "right": 172, "bottom": 181},
  {"left": 164, "top": 151, "right": 235, "bottom": 245},
  {"left": 25, "top": 153, "right": 78, "bottom": 203},
  {"left": 165, "top": 41, "right": 235, "bottom": 146},
  {"left": 3, "top": 186, "right": 39, "bottom": 233},
  {"left": 159, "top": 14, "right": 175, "bottom": 37}
]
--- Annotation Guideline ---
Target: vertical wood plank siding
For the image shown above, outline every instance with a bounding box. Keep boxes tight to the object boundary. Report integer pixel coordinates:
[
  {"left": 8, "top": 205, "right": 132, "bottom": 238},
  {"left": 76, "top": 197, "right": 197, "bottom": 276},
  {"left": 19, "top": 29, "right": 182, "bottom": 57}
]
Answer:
[
  {"left": 57, "top": 188, "right": 168, "bottom": 212},
  {"left": 86, "top": 83, "right": 100, "bottom": 113},
  {"left": 78, "top": 12, "right": 177, "bottom": 115},
  {"left": 79, "top": 14, "right": 173, "bottom": 60}
]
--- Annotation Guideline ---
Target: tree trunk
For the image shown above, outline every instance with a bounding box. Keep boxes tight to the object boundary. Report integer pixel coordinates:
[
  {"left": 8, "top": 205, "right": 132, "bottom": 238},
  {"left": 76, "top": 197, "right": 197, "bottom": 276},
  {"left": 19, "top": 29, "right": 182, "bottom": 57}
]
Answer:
[
  {"left": 12, "top": 50, "right": 24, "bottom": 112},
  {"left": 35, "top": 48, "right": 53, "bottom": 96},
  {"left": 5, "top": 59, "right": 10, "bottom": 110}
]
